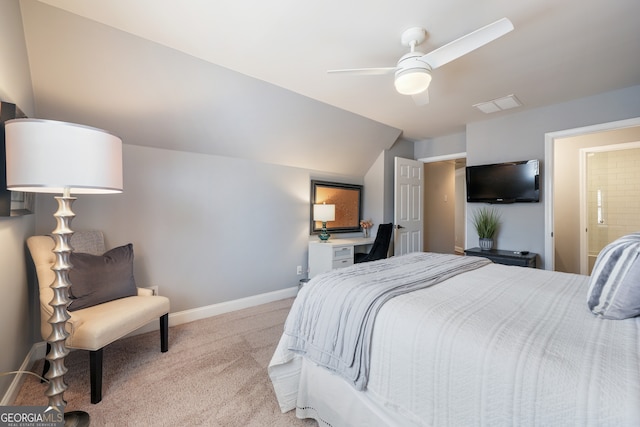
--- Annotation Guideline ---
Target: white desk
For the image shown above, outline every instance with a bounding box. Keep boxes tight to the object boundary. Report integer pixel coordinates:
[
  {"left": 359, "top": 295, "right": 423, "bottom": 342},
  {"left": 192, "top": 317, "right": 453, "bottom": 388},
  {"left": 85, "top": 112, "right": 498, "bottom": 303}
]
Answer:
[{"left": 308, "top": 237, "right": 375, "bottom": 278}]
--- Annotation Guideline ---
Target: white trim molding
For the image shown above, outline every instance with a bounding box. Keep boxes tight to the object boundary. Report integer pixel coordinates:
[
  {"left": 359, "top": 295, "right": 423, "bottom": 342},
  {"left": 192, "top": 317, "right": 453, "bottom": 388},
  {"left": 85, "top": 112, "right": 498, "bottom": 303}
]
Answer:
[
  {"left": 129, "top": 286, "right": 299, "bottom": 336},
  {"left": 0, "top": 342, "right": 47, "bottom": 406},
  {"left": 166, "top": 286, "right": 298, "bottom": 329},
  {"left": 417, "top": 152, "right": 466, "bottom": 164}
]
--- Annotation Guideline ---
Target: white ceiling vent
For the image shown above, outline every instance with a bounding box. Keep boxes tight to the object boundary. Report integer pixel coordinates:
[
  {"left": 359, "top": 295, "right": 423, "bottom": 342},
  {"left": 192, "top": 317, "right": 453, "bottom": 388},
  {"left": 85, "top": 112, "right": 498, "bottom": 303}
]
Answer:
[{"left": 473, "top": 94, "right": 522, "bottom": 114}]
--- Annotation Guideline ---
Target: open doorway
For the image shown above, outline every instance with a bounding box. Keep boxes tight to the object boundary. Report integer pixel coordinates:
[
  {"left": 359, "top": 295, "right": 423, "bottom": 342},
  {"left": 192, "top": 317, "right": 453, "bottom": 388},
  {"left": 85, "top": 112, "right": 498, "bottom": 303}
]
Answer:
[
  {"left": 580, "top": 143, "right": 640, "bottom": 274},
  {"left": 423, "top": 157, "right": 466, "bottom": 254},
  {"left": 545, "top": 118, "right": 640, "bottom": 272}
]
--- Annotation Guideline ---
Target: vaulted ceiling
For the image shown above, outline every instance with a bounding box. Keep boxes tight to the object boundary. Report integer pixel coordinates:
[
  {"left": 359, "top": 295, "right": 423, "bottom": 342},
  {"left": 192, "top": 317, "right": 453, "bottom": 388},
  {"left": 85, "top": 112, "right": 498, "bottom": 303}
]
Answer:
[{"left": 16, "top": 0, "right": 640, "bottom": 176}]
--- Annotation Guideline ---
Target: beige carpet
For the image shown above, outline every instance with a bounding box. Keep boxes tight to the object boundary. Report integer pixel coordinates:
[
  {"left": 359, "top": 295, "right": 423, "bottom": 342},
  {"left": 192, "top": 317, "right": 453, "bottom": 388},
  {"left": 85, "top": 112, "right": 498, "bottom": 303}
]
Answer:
[{"left": 13, "top": 298, "right": 316, "bottom": 426}]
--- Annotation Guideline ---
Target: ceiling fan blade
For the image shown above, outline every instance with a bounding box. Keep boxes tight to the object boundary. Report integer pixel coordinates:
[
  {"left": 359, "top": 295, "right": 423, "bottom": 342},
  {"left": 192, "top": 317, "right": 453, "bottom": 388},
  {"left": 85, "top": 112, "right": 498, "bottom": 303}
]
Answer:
[
  {"left": 327, "top": 67, "right": 396, "bottom": 76},
  {"left": 420, "top": 17, "right": 513, "bottom": 69},
  {"left": 412, "top": 90, "right": 430, "bottom": 106}
]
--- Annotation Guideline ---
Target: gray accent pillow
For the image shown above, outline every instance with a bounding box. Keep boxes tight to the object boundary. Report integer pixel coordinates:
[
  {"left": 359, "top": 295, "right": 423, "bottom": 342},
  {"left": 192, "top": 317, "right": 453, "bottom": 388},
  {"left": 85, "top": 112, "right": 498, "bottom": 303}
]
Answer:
[
  {"left": 68, "top": 243, "right": 137, "bottom": 311},
  {"left": 587, "top": 233, "right": 640, "bottom": 320}
]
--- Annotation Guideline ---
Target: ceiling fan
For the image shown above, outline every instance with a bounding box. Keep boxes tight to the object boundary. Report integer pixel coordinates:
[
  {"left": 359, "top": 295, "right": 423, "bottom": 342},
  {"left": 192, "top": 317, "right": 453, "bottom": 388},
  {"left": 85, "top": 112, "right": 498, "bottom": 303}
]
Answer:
[{"left": 328, "top": 18, "right": 514, "bottom": 105}]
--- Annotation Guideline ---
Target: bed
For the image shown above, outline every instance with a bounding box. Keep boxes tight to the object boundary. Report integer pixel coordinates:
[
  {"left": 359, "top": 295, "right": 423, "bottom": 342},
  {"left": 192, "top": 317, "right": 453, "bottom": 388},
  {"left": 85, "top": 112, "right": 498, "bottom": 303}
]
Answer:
[{"left": 268, "top": 239, "right": 640, "bottom": 426}]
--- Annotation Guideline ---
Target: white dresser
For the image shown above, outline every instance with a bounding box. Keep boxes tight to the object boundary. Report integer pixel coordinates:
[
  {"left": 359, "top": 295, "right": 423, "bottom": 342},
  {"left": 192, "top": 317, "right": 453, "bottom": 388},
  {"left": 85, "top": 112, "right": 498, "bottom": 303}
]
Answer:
[{"left": 308, "top": 237, "right": 374, "bottom": 278}]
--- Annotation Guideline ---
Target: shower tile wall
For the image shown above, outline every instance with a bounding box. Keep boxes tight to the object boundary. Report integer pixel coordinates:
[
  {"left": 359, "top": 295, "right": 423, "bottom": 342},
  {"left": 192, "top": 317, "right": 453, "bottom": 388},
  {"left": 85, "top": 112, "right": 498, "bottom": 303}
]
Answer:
[{"left": 587, "top": 148, "right": 640, "bottom": 270}]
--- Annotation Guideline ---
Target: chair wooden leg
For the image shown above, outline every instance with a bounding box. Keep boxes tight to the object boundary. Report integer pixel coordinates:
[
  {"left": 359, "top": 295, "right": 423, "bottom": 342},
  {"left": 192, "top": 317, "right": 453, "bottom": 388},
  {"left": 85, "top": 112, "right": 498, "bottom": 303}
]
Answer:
[
  {"left": 90, "top": 348, "right": 103, "bottom": 404},
  {"left": 41, "top": 343, "right": 51, "bottom": 383},
  {"left": 160, "top": 313, "right": 169, "bottom": 353}
]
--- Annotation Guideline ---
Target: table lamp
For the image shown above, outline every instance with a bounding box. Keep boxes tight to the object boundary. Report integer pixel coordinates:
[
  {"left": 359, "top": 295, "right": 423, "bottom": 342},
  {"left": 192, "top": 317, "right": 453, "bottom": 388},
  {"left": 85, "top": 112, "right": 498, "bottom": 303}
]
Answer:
[
  {"left": 313, "top": 203, "right": 335, "bottom": 241},
  {"left": 5, "top": 118, "right": 123, "bottom": 426}
]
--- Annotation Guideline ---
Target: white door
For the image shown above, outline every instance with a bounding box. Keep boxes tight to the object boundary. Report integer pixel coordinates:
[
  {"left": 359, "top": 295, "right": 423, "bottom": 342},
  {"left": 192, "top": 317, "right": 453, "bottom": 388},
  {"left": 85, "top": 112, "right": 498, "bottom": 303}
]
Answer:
[{"left": 394, "top": 157, "right": 423, "bottom": 256}]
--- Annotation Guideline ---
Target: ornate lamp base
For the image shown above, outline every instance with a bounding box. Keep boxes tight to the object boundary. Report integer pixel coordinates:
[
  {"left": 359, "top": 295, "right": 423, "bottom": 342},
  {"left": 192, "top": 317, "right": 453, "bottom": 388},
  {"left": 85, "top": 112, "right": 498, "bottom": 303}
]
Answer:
[
  {"left": 46, "top": 195, "right": 90, "bottom": 426},
  {"left": 64, "top": 411, "right": 90, "bottom": 427},
  {"left": 318, "top": 221, "right": 330, "bottom": 241}
]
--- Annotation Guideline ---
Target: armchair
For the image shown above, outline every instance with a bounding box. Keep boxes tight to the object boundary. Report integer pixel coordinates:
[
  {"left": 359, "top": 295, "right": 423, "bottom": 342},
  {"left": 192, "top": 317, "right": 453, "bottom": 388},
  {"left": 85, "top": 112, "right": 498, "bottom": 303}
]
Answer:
[{"left": 27, "top": 230, "right": 170, "bottom": 404}]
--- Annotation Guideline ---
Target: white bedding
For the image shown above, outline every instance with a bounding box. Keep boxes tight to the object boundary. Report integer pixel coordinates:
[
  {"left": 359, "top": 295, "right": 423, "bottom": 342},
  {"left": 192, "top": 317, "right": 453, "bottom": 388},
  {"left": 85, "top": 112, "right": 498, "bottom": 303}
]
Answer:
[
  {"left": 282, "top": 252, "right": 490, "bottom": 390},
  {"left": 269, "top": 257, "right": 640, "bottom": 426}
]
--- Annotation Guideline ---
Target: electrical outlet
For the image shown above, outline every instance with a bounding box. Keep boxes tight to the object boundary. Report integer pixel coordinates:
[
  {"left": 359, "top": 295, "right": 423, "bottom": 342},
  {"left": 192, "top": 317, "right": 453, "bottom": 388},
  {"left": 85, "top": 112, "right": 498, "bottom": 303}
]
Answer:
[{"left": 296, "top": 265, "right": 303, "bottom": 275}]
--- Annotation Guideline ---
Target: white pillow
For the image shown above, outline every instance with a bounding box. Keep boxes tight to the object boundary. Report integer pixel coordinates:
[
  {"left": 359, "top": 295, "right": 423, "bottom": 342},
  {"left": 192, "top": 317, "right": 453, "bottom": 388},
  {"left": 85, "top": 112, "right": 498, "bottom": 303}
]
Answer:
[{"left": 587, "top": 233, "right": 640, "bottom": 320}]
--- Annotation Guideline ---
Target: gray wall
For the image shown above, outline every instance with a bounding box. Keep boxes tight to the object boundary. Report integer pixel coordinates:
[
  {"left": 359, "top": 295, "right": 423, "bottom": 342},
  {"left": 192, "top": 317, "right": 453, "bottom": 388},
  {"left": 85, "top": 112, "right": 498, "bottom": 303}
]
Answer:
[
  {"left": 361, "top": 138, "right": 414, "bottom": 252},
  {"left": 415, "top": 132, "right": 466, "bottom": 160},
  {"left": 20, "top": 0, "right": 402, "bottom": 179},
  {"left": 0, "top": 0, "right": 36, "bottom": 401},
  {"left": 364, "top": 151, "right": 386, "bottom": 237},
  {"left": 466, "top": 85, "right": 640, "bottom": 268},
  {"left": 413, "top": 85, "right": 640, "bottom": 269},
  {"left": 35, "top": 145, "right": 364, "bottom": 313},
  {"left": 33, "top": 138, "right": 411, "bottom": 316}
]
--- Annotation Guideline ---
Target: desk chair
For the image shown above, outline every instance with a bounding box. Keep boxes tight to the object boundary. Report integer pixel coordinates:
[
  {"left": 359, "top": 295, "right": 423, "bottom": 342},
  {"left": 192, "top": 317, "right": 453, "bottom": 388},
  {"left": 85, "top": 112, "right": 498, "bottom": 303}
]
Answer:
[{"left": 354, "top": 223, "right": 393, "bottom": 263}]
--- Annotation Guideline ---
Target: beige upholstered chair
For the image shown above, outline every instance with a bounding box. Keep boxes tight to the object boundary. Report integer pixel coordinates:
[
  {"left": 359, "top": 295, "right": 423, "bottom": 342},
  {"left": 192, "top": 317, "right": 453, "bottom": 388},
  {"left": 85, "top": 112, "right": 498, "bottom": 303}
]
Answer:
[{"left": 27, "top": 231, "right": 170, "bottom": 404}]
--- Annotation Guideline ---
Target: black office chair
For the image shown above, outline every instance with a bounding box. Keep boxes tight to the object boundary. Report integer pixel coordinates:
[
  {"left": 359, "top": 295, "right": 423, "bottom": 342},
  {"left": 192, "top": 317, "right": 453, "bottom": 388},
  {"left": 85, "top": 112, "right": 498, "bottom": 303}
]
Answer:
[{"left": 355, "top": 223, "right": 393, "bottom": 263}]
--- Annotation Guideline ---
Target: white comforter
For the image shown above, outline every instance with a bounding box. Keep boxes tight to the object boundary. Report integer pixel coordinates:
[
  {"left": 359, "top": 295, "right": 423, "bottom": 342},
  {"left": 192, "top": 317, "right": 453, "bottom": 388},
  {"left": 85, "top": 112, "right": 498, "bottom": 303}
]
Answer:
[
  {"left": 282, "top": 252, "right": 490, "bottom": 390},
  {"left": 269, "top": 256, "right": 640, "bottom": 426}
]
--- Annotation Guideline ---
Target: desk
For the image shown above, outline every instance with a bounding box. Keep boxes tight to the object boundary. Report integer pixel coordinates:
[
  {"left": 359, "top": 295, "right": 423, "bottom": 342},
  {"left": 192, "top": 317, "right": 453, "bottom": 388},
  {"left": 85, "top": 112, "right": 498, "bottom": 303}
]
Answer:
[
  {"left": 464, "top": 247, "right": 537, "bottom": 268},
  {"left": 308, "top": 237, "right": 374, "bottom": 278}
]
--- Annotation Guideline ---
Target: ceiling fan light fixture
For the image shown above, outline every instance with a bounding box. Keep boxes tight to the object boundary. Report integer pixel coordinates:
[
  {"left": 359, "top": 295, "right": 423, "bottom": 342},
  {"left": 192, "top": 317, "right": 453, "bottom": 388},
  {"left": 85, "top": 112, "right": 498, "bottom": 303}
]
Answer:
[{"left": 394, "top": 68, "right": 432, "bottom": 95}]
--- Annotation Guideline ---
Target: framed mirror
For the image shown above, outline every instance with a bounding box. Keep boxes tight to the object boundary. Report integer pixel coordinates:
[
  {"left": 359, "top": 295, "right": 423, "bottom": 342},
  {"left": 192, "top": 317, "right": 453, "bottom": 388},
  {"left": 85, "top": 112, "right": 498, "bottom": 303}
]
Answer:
[{"left": 310, "top": 180, "right": 362, "bottom": 234}]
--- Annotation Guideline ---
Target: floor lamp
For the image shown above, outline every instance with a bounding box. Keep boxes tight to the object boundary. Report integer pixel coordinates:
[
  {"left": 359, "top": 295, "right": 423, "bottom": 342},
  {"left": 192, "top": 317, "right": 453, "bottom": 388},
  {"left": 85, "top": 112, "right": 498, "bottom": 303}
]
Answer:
[{"left": 5, "top": 119, "right": 123, "bottom": 426}]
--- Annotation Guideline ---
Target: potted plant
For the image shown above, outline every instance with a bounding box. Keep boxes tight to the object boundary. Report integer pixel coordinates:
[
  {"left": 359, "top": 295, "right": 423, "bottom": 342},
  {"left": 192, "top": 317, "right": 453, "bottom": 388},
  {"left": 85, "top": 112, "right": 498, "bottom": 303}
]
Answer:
[{"left": 471, "top": 207, "right": 500, "bottom": 250}]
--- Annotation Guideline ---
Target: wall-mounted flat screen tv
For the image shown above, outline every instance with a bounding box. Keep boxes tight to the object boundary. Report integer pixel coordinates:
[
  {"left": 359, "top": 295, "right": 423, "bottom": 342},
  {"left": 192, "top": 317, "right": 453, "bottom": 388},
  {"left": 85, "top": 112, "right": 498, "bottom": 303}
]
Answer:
[{"left": 466, "top": 159, "right": 540, "bottom": 203}]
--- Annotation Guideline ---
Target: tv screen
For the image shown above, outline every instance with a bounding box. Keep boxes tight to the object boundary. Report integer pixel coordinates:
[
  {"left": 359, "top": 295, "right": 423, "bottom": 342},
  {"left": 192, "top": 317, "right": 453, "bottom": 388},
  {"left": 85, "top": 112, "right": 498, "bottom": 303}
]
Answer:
[{"left": 466, "top": 159, "right": 539, "bottom": 203}]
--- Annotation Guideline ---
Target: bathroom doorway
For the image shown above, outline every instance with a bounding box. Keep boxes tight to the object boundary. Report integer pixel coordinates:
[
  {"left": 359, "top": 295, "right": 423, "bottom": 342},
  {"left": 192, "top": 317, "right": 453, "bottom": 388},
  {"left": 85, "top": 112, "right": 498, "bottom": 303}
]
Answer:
[
  {"left": 545, "top": 118, "right": 640, "bottom": 273},
  {"left": 580, "top": 142, "right": 640, "bottom": 274}
]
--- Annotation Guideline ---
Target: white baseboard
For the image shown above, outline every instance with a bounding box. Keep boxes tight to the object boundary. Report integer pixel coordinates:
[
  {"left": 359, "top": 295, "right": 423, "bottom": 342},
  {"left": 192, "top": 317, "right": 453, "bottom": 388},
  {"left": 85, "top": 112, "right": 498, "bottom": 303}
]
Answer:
[
  {"left": 173, "top": 285, "right": 299, "bottom": 324},
  {"left": 0, "top": 342, "right": 47, "bottom": 406},
  {"left": 129, "top": 286, "right": 299, "bottom": 336},
  {"left": 2, "top": 286, "right": 299, "bottom": 405}
]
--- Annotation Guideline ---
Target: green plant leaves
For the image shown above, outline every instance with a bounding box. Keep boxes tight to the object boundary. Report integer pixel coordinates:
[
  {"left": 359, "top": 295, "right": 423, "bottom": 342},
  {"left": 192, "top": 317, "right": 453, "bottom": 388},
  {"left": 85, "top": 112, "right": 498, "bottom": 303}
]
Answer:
[{"left": 472, "top": 207, "right": 500, "bottom": 238}]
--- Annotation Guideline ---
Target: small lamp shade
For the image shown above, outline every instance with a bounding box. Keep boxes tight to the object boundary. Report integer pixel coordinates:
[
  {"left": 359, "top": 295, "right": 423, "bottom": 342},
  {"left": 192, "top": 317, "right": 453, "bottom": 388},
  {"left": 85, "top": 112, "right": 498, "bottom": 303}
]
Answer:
[
  {"left": 313, "top": 203, "right": 335, "bottom": 222},
  {"left": 5, "top": 118, "right": 123, "bottom": 194}
]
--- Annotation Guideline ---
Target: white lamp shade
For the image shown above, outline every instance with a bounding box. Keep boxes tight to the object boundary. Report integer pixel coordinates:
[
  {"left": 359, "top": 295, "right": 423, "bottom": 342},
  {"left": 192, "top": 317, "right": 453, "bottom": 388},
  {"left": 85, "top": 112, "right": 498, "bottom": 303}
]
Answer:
[
  {"left": 313, "top": 204, "right": 335, "bottom": 222},
  {"left": 394, "top": 68, "right": 432, "bottom": 95},
  {"left": 5, "top": 118, "right": 123, "bottom": 194}
]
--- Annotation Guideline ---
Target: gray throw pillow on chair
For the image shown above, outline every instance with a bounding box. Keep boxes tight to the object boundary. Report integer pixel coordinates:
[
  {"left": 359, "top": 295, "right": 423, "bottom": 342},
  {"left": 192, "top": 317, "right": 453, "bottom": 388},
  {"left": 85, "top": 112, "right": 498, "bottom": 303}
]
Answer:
[{"left": 68, "top": 243, "right": 137, "bottom": 311}]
